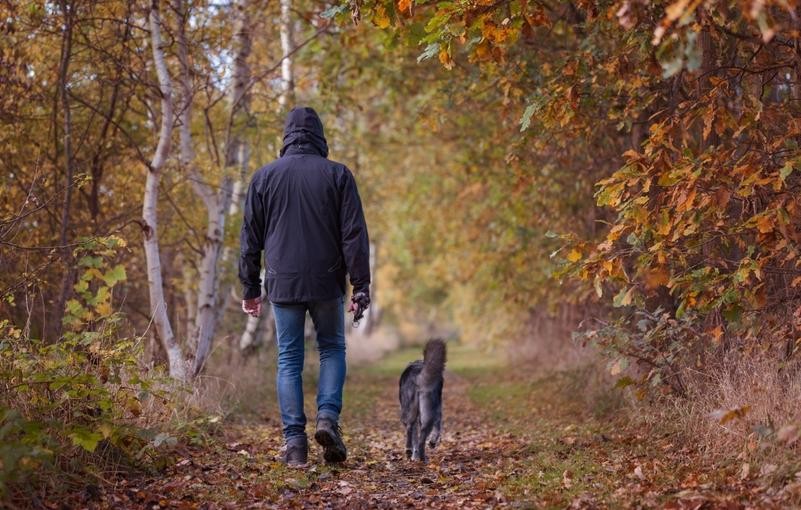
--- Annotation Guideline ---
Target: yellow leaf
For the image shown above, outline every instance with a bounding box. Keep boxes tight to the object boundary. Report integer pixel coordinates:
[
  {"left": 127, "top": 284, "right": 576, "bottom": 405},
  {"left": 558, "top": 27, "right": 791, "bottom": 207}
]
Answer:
[
  {"left": 96, "top": 301, "right": 113, "bottom": 317},
  {"left": 665, "top": 0, "right": 690, "bottom": 21},
  {"left": 438, "top": 50, "right": 453, "bottom": 70},
  {"left": 373, "top": 6, "right": 390, "bottom": 28},
  {"left": 567, "top": 249, "right": 582, "bottom": 262},
  {"left": 607, "top": 224, "right": 627, "bottom": 242}
]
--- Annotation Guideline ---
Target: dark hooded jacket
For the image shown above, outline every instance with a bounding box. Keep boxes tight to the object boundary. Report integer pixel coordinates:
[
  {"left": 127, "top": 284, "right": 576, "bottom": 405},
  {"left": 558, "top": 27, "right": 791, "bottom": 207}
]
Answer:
[{"left": 238, "top": 107, "right": 370, "bottom": 303}]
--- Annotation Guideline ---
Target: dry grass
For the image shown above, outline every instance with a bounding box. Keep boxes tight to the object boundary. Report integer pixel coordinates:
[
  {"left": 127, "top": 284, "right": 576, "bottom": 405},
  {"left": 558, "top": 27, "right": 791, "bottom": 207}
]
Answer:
[
  {"left": 672, "top": 351, "right": 801, "bottom": 466},
  {"left": 507, "top": 314, "right": 801, "bottom": 480}
]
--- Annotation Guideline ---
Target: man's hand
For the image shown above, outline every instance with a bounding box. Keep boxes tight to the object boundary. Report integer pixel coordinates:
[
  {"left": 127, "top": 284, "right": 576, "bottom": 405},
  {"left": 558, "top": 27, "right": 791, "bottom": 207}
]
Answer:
[
  {"left": 348, "top": 290, "right": 370, "bottom": 325},
  {"left": 242, "top": 296, "right": 262, "bottom": 318}
]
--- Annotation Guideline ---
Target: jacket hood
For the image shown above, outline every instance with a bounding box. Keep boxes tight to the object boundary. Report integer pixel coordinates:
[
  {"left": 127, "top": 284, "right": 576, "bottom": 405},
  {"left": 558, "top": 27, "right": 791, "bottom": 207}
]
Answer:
[{"left": 280, "top": 106, "right": 329, "bottom": 158}]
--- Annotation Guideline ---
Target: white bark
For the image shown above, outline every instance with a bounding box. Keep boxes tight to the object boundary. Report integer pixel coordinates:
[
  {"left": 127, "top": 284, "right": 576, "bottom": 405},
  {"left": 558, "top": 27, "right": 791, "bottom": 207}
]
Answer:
[
  {"left": 278, "top": 0, "right": 295, "bottom": 108},
  {"left": 174, "top": 0, "right": 234, "bottom": 378},
  {"left": 226, "top": 2, "right": 254, "bottom": 218},
  {"left": 239, "top": 0, "right": 294, "bottom": 351},
  {"left": 143, "top": 0, "right": 186, "bottom": 381}
]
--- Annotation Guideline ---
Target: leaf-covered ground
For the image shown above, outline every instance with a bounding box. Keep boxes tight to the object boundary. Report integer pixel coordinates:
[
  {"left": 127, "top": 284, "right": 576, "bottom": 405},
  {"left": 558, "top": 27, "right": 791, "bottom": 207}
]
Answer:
[{"left": 89, "top": 345, "right": 798, "bottom": 509}]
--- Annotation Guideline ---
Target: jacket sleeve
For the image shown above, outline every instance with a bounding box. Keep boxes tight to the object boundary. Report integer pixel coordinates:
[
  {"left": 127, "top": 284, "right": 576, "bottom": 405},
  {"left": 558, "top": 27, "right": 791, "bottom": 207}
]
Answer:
[
  {"left": 339, "top": 167, "right": 371, "bottom": 293},
  {"left": 238, "top": 174, "right": 266, "bottom": 300}
]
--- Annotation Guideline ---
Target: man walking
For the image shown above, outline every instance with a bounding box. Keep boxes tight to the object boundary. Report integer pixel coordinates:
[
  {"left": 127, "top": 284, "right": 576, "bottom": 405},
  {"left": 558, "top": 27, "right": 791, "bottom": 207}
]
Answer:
[{"left": 239, "top": 107, "right": 370, "bottom": 467}]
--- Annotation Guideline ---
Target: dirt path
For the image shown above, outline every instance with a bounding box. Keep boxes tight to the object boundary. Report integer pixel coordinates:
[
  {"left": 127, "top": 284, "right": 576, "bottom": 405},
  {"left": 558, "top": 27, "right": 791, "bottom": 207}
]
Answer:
[
  {"left": 97, "top": 346, "right": 795, "bottom": 509},
  {"left": 101, "top": 368, "right": 521, "bottom": 509},
  {"left": 290, "top": 371, "right": 518, "bottom": 509}
]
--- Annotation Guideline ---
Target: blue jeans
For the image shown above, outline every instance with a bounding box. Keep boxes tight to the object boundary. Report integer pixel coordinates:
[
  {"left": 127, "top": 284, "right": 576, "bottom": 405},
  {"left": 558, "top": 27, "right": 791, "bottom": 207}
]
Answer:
[{"left": 272, "top": 297, "right": 346, "bottom": 441}]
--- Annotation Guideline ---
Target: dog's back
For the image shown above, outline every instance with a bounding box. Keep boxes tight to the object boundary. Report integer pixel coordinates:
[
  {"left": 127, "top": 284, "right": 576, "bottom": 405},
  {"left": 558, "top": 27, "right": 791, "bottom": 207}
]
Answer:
[{"left": 399, "top": 339, "right": 446, "bottom": 461}]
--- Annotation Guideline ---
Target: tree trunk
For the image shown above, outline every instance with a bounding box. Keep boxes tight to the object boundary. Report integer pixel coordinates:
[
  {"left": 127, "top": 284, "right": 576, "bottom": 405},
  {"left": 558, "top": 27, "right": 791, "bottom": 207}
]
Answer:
[
  {"left": 279, "top": 0, "right": 295, "bottom": 109},
  {"left": 185, "top": 0, "right": 252, "bottom": 376},
  {"left": 173, "top": 0, "right": 233, "bottom": 378},
  {"left": 53, "top": 0, "right": 75, "bottom": 341},
  {"left": 239, "top": 0, "right": 294, "bottom": 351},
  {"left": 143, "top": 0, "right": 186, "bottom": 381}
]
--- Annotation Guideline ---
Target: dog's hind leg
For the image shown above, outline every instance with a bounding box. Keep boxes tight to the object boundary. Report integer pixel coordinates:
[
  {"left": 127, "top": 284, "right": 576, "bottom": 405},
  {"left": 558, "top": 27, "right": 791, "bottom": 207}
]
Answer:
[
  {"left": 428, "top": 412, "right": 442, "bottom": 449},
  {"left": 405, "top": 419, "right": 417, "bottom": 459},
  {"left": 414, "top": 393, "right": 436, "bottom": 462},
  {"left": 428, "top": 376, "right": 444, "bottom": 449},
  {"left": 404, "top": 392, "right": 419, "bottom": 459}
]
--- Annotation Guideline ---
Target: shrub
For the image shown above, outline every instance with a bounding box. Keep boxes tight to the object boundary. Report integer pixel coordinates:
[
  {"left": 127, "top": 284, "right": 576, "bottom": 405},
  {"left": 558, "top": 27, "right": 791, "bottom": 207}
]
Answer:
[{"left": 0, "top": 236, "right": 177, "bottom": 502}]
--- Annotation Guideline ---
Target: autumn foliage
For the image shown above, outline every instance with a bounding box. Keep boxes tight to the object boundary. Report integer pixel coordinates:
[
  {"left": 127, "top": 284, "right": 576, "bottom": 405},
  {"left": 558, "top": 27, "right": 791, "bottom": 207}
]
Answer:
[{"left": 4, "top": 0, "right": 801, "bottom": 504}]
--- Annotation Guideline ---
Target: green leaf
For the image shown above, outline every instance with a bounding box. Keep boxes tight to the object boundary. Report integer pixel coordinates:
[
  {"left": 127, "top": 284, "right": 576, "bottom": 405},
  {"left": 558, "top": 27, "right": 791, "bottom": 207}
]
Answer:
[
  {"left": 675, "top": 299, "right": 687, "bottom": 319},
  {"left": 78, "top": 255, "right": 102, "bottom": 268},
  {"left": 102, "top": 265, "right": 127, "bottom": 287},
  {"left": 65, "top": 299, "right": 85, "bottom": 317},
  {"left": 780, "top": 162, "right": 794, "bottom": 181},
  {"left": 69, "top": 428, "right": 103, "bottom": 453}
]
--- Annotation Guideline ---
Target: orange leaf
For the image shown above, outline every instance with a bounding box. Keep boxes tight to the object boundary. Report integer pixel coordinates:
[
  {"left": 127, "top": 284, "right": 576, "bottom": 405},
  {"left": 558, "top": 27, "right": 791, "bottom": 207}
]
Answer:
[
  {"left": 644, "top": 267, "right": 670, "bottom": 289},
  {"left": 756, "top": 215, "right": 774, "bottom": 234},
  {"left": 709, "top": 325, "right": 723, "bottom": 344},
  {"left": 438, "top": 50, "right": 453, "bottom": 70}
]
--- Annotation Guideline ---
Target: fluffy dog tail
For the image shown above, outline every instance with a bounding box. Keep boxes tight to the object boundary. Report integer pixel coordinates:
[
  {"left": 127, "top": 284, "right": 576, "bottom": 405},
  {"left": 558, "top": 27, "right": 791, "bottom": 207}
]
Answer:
[{"left": 419, "top": 339, "right": 446, "bottom": 387}]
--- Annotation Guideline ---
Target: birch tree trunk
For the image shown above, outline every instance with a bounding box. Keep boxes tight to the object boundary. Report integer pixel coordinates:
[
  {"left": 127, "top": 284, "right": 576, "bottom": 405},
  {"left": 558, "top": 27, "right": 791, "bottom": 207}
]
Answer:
[
  {"left": 143, "top": 0, "right": 186, "bottom": 381},
  {"left": 173, "top": 0, "right": 235, "bottom": 378},
  {"left": 279, "top": 0, "right": 296, "bottom": 109},
  {"left": 182, "top": 0, "right": 252, "bottom": 375}
]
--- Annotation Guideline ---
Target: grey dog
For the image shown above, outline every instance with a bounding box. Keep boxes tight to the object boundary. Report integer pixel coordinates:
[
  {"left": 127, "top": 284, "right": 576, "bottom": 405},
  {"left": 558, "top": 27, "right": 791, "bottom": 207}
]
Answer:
[{"left": 398, "top": 339, "right": 446, "bottom": 462}]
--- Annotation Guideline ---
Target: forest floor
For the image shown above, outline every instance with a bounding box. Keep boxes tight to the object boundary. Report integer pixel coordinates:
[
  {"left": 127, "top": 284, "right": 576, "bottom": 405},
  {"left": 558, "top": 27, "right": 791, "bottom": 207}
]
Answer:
[{"left": 91, "top": 345, "right": 798, "bottom": 509}]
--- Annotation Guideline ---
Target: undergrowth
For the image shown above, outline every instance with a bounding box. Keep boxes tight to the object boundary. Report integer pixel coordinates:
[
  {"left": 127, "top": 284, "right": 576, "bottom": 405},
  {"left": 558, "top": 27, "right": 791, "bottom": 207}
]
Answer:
[{"left": 0, "top": 237, "right": 202, "bottom": 505}]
